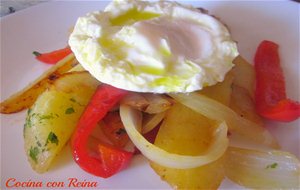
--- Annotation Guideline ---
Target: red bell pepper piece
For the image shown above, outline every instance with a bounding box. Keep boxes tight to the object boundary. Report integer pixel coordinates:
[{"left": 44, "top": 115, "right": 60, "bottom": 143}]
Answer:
[
  {"left": 33, "top": 47, "right": 72, "bottom": 64},
  {"left": 254, "top": 40, "right": 300, "bottom": 122},
  {"left": 71, "top": 84, "right": 132, "bottom": 178},
  {"left": 102, "top": 111, "right": 130, "bottom": 148}
]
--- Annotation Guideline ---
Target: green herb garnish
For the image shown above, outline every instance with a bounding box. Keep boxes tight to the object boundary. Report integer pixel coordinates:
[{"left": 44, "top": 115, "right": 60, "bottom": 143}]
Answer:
[
  {"left": 266, "top": 162, "right": 278, "bottom": 169},
  {"left": 24, "top": 109, "right": 33, "bottom": 128},
  {"left": 37, "top": 141, "right": 42, "bottom": 147},
  {"left": 70, "top": 98, "right": 76, "bottom": 103},
  {"left": 70, "top": 98, "right": 84, "bottom": 106},
  {"left": 39, "top": 114, "right": 55, "bottom": 120},
  {"left": 47, "top": 132, "right": 59, "bottom": 145},
  {"left": 29, "top": 146, "right": 39, "bottom": 163},
  {"left": 65, "top": 107, "right": 75, "bottom": 114}
]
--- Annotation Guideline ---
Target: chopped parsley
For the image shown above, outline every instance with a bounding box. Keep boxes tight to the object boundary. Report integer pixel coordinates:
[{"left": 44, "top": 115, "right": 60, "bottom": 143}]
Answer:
[
  {"left": 24, "top": 109, "right": 33, "bottom": 128},
  {"left": 37, "top": 141, "right": 42, "bottom": 147},
  {"left": 29, "top": 146, "right": 39, "bottom": 163},
  {"left": 46, "top": 132, "right": 59, "bottom": 146},
  {"left": 39, "top": 114, "right": 55, "bottom": 120},
  {"left": 70, "top": 98, "right": 76, "bottom": 103},
  {"left": 265, "top": 162, "right": 278, "bottom": 169},
  {"left": 34, "top": 136, "right": 42, "bottom": 147},
  {"left": 65, "top": 107, "right": 75, "bottom": 114},
  {"left": 28, "top": 108, "right": 32, "bottom": 115},
  {"left": 25, "top": 112, "right": 58, "bottom": 127},
  {"left": 70, "top": 98, "right": 84, "bottom": 106}
]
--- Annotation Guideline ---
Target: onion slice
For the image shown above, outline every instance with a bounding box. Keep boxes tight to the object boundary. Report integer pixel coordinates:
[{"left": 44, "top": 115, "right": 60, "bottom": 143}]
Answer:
[
  {"left": 120, "top": 104, "right": 228, "bottom": 169},
  {"left": 225, "top": 147, "right": 300, "bottom": 189},
  {"left": 170, "top": 93, "right": 279, "bottom": 148},
  {"left": 142, "top": 112, "right": 166, "bottom": 134}
]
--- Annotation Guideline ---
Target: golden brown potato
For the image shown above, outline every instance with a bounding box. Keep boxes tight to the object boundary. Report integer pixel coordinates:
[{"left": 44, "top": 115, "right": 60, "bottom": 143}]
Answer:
[
  {"left": 24, "top": 72, "right": 100, "bottom": 173},
  {"left": 232, "top": 56, "right": 256, "bottom": 98},
  {"left": 150, "top": 103, "right": 225, "bottom": 189},
  {"left": 230, "top": 84, "right": 264, "bottom": 125},
  {"left": 198, "top": 71, "right": 234, "bottom": 106},
  {"left": 0, "top": 54, "right": 78, "bottom": 114}
]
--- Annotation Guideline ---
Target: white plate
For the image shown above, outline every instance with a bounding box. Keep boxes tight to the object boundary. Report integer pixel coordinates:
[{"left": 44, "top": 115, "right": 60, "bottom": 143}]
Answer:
[{"left": 1, "top": 1, "right": 299, "bottom": 189}]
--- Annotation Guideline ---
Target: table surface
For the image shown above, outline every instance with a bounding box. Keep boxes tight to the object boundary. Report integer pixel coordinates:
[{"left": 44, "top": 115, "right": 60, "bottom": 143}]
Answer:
[
  {"left": 1, "top": 0, "right": 298, "bottom": 17},
  {"left": 0, "top": 0, "right": 49, "bottom": 17}
]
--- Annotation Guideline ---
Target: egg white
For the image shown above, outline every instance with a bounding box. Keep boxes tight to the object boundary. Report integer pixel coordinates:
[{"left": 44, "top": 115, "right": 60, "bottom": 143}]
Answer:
[{"left": 69, "top": 0, "right": 238, "bottom": 93}]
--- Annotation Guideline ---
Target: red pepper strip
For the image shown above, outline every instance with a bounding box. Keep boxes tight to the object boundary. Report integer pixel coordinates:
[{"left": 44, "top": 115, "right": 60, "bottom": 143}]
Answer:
[
  {"left": 102, "top": 111, "right": 130, "bottom": 148},
  {"left": 71, "top": 84, "right": 132, "bottom": 178},
  {"left": 33, "top": 47, "right": 72, "bottom": 64},
  {"left": 254, "top": 40, "right": 300, "bottom": 122}
]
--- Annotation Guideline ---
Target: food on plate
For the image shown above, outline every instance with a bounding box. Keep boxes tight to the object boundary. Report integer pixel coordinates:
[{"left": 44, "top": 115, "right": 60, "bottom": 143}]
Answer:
[
  {"left": 225, "top": 147, "right": 300, "bottom": 189},
  {"left": 254, "top": 40, "right": 300, "bottom": 122},
  {"left": 69, "top": 0, "right": 238, "bottom": 93},
  {"left": 24, "top": 72, "right": 100, "bottom": 172},
  {"left": 230, "top": 85, "right": 264, "bottom": 125},
  {"left": 0, "top": 54, "right": 78, "bottom": 114},
  {"left": 33, "top": 47, "right": 72, "bottom": 64},
  {"left": 122, "top": 93, "right": 172, "bottom": 114},
  {"left": 1, "top": 0, "right": 299, "bottom": 189},
  {"left": 141, "top": 111, "right": 166, "bottom": 134},
  {"left": 232, "top": 56, "right": 255, "bottom": 98},
  {"left": 71, "top": 85, "right": 132, "bottom": 178},
  {"left": 150, "top": 103, "right": 226, "bottom": 189}
]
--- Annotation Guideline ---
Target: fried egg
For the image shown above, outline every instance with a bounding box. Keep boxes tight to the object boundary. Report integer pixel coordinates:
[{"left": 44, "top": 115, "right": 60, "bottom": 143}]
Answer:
[{"left": 69, "top": 0, "right": 238, "bottom": 93}]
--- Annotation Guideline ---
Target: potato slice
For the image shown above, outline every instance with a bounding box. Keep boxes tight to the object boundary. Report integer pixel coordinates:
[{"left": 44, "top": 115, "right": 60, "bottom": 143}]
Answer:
[
  {"left": 149, "top": 72, "right": 233, "bottom": 188},
  {"left": 52, "top": 71, "right": 99, "bottom": 103},
  {"left": 230, "top": 85, "right": 263, "bottom": 125},
  {"left": 150, "top": 103, "right": 225, "bottom": 189},
  {"left": 23, "top": 72, "right": 99, "bottom": 173},
  {"left": 232, "top": 56, "right": 255, "bottom": 98},
  {"left": 68, "top": 64, "right": 85, "bottom": 72},
  {"left": 231, "top": 56, "right": 262, "bottom": 125},
  {"left": 0, "top": 54, "right": 78, "bottom": 114},
  {"left": 199, "top": 71, "right": 234, "bottom": 106}
]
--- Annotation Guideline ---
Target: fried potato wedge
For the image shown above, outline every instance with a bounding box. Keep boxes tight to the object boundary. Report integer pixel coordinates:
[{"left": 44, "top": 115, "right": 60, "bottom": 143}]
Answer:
[
  {"left": 24, "top": 72, "right": 99, "bottom": 173},
  {"left": 232, "top": 56, "right": 255, "bottom": 98},
  {"left": 230, "top": 85, "right": 263, "bottom": 125},
  {"left": 0, "top": 54, "right": 79, "bottom": 114},
  {"left": 199, "top": 71, "right": 234, "bottom": 106},
  {"left": 228, "top": 84, "right": 269, "bottom": 150},
  {"left": 150, "top": 103, "right": 225, "bottom": 189},
  {"left": 68, "top": 64, "right": 85, "bottom": 72}
]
